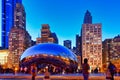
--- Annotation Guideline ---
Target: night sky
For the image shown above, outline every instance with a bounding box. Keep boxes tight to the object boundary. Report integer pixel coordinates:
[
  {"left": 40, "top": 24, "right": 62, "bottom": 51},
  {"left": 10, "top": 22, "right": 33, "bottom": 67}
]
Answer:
[{"left": 0, "top": 0, "right": 120, "bottom": 47}]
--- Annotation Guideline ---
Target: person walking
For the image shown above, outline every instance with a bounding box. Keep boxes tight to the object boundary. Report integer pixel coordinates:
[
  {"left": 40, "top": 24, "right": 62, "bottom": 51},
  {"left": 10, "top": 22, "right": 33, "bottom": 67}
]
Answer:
[
  {"left": 107, "top": 61, "right": 116, "bottom": 80},
  {"left": 82, "top": 58, "right": 90, "bottom": 80},
  {"left": 31, "top": 64, "right": 37, "bottom": 80},
  {"left": 106, "top": 69, "right": 112, "bottom": 80}
]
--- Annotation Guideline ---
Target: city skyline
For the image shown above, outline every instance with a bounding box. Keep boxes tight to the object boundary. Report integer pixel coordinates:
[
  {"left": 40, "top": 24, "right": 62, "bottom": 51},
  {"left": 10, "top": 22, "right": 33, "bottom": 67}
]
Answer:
[{"left": 1, "top": 0, "right": 120, "bottom": 47}]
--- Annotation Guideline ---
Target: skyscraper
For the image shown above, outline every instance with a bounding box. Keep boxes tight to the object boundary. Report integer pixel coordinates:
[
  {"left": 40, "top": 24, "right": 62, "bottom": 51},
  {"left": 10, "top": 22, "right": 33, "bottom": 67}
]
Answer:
[
  {"left": 36, "top": 24, "right": 58, "bottom": 44},
  {"left": 1, "top": 0, "right": 22, "bottom": 48},
  {"left": 102, "top": 39, "right": 111, "bottom": 65},
  {"left": 50, "top": 33, "right": 58, "bottom": 44},
  {"left": 102, "top": 35, "right": 120, "bottom": 71},
  {"left": 76, "top": 34, "right": 81, "bottom": 56},
  {"left": 9, "top": 3, "right": 31, "bottom": 68},
  {"left": 14, "top": 2, "right": 26, "bottom": 30},
  {"left": 63, "top": 40, "right": 71, "bottom": 49},
  {"left": 103, "top": 35, "right": 120, "bottom": 62},
  {"left": 82, "top": 10, "right": 102, "bottom": 70}
]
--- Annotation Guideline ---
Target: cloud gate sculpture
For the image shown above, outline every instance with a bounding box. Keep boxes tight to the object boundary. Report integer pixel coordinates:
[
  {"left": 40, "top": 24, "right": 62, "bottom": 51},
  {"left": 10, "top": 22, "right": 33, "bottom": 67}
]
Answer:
[{"left": 20, "top": 43, "right": 78, "bottom": 73}]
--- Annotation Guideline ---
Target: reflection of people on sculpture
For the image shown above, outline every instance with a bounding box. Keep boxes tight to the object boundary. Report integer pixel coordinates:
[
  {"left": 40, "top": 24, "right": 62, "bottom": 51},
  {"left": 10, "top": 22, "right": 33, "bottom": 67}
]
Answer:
[
  {"left": 24, "top": 66, "right": 28, "bottom": 73},
  {"left": 31, "top": 64, "right": 37, "bottom": 80},
  {"left": 20, "top": 67, "right": 24, "bottom": 73},
  {"left": 94, "top": 67, "right": 98, "bottom": 73},
  {"left": 44, "top": 66, "right": 50, "bottom": 80}
]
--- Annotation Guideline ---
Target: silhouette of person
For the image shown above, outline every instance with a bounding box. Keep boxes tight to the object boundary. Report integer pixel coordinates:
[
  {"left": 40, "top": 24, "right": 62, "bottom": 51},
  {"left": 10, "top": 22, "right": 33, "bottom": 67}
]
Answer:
[
  {"left": 82, "top": 58, "right": 90, "bottom": 80},
  {"left": 94, "top": 67, "right": 98, "bottom": 73},
  {"left": 107, "top": 61, "right": 116, "bottom": 80},
  {"left": 106, "top": 68, "right": 112, "bottom": 80},
  {"left": 31, "top": 64, "right": 37, "bottom": 80}
]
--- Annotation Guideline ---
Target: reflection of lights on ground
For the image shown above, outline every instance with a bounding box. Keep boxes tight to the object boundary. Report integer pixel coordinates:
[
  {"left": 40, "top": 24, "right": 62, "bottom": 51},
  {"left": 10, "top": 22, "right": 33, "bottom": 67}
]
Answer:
[{"left": 89, "top": 66, "right": 92, "bottom": 73}]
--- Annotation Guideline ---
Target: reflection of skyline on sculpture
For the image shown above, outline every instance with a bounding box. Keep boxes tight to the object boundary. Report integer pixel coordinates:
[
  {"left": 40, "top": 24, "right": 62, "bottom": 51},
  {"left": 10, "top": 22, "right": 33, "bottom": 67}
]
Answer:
[
  {"left": 20, "top": 43, "right": 78, "bottom": 72},
  {"left": 1, "top": 0, "right": 120, "bottom": 47}
]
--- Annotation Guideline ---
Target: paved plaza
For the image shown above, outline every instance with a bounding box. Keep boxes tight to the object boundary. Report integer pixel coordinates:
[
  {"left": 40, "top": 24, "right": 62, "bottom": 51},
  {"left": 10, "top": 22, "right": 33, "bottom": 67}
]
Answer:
[{"left": 0, "top": 73, "right": 120, "bottom": 80}]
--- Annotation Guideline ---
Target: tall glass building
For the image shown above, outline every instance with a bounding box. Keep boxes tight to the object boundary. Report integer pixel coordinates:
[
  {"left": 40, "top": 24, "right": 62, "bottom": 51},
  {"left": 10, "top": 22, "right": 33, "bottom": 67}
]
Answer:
[
  {"left": 1, "top": 0, "right": 22, "bottom": 48},
  {"left": 63, "top": 40, "right": 71, "bottom": 49}
]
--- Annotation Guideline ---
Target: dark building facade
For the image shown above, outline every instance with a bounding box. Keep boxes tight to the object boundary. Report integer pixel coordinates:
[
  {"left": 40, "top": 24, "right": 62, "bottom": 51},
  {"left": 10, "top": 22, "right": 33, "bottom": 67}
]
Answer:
[
  {"left": 103, "top": 35, "right": 120, "bottom": 63},
  {"left": 102, "top": 39, "right": 112, "bottom": 65},
  {"left": 36, "top": 24, "right": 58, "bottom": 44},
  {"left": 50, "top": 33, "right": 58, "bottom": 44},
  {"left": 9, "top": 3, "right": 31, "bottom": 68},
  {"left": 76, "top": 34, "right": 82, "bottom": 56},
  {"left": 63, "top": 40, "right": 71, "bottom": 49},
  {"left": 1, "top": 0, "right": 22, "bottom": 48},
  {"left": 31, "top": 40, "right": 36, "bottom": 46},
  {"left": 75, "top": 35, "right": 82, "bottom": 69},
  {"left": 102, "top": 35, "right": 120, "bottom": 71}
]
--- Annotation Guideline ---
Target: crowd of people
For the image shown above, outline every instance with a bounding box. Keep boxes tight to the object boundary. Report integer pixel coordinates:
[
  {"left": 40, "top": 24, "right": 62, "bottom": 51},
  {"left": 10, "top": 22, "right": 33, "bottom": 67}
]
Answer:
[
  {"left": 0, "top": 60, "right": 118, "bottom": 80},
  {"left": 18, "top": 59, "right": 117, "bottom": 80}
]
